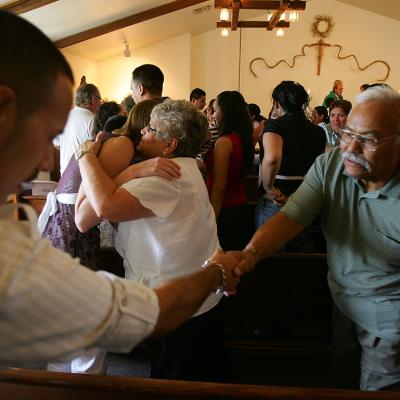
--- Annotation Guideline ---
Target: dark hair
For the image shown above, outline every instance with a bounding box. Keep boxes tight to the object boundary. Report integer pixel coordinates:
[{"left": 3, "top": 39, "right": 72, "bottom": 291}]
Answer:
[
  {"left": 132, "top": 64, "right": 164, "bottom": 96},
  {"left": 0, "top": 10, "right": 74, "bottom": 116},
  {"left": 121, "top": 95, "right": 135, "bottom": 115},
  {"left": 272, "top": 81, "right": 309, "bottom": 115},
  {"left": 329, "top": 100, "right": 352, "bottom": 115},
  {"left": 314, "top": 106, "right": 329, "bottom": 123},
  {"left": 248, "top": 103, "right": 266, "bottom": 122},
  {"left": 190, "top": 88, "right": 206, "bottom": 101},
  {"left": 91, "top": 101, "right": 121, "bottom": 136},
  {"left": 216, "top": 91, "right": 254, "bottom": 177},
  {"left": 367, "top": 83, "right": 391, "bottom": 89},
  {"left": 104, "top": 115, "right": 127, "bottom": 135},
  {"left": 360, "top": 83, "right": 370, "bottom": 91},
  {"left": 325, "top": 97, "right": 335, "bottom": 109}
]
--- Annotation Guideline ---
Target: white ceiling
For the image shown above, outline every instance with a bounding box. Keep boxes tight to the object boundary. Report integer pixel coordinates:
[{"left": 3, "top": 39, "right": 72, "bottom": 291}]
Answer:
[{"left": 3, "top": 0, "right": 400, "bottom": 61}]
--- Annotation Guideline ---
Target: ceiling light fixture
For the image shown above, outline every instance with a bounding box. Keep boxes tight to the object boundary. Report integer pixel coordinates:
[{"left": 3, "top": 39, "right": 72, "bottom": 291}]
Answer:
[
  {"left": 276, "top": 28, "right": 284, "bottom": 37},
  {"left": 289, "top": 10, "right": 299, "bottom": 22},
  {"left": 215, "top": 0, "right": 306, "bottom": 34},
  {"left": 123, "top": 41, "right": 131, "bottom": 58},
  {"left": 220, "top": 7, "right": 230, "bottom": 21}
]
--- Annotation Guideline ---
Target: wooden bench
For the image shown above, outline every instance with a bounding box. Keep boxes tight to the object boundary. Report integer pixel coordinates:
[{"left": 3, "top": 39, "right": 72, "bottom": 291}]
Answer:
[
  {"left": 97, "top": 250, "right": 333, "bottom": 386},
  {"left": 1, "top": 368, "right": 399, "bottom": 400},
  {"left": 221, "top": 253, "right": 331, "bottom": 341}
]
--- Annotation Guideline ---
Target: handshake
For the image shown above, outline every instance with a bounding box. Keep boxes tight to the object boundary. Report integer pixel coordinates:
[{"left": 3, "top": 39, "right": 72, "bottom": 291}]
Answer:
[{"left": 206, "top": 247, "right": 259, "bottom": 296}]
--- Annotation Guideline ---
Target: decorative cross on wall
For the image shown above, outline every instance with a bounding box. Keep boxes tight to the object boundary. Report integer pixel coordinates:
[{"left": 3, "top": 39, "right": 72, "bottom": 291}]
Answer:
[{"left": 250, "top": 15, "right": 390, "bottom": 81}]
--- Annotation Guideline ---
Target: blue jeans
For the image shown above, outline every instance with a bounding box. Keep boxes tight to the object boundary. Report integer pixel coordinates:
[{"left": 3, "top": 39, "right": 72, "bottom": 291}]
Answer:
[
  {"left": 255, "top": 197, "right": 312, "bottom": 253},
  {"left": 255, "top": 197, "right": 281, "bottom": 229}
]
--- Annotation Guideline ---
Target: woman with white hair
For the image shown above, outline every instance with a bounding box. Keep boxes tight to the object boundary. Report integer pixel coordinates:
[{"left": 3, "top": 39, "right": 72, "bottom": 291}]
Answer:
[{"left": 76, "top": 100, "right": 229, "bottom": 382}]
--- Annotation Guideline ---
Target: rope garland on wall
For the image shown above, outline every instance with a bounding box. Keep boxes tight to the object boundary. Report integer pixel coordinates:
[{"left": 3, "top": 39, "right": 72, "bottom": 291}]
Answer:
[{"left": 249, "top": 15, "right": 390, "bottom": 82}]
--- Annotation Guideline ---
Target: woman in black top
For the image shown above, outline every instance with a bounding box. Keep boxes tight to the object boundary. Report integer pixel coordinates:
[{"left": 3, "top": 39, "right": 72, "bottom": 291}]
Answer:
[{"left": 256, "top": 81, "right": 326, "bottom": 238}]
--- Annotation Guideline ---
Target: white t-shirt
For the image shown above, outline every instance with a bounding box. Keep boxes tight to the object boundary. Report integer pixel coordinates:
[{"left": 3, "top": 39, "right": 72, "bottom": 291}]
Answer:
[
  {"left": 57, "top": 106, "right": 94, "bottom": 174},
  {"left": 116, "top": 157, "right": 221, "bottom": 316}
]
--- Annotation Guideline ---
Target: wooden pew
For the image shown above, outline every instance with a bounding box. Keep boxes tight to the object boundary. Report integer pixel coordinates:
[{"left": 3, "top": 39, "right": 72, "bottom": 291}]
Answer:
[
  {"left": 222, "top": 253, "right": 331, "bottom": 341},
  {"left": 97, "top": 251, "right": 333, "bottom": 386},
  {"left": 1, "top": 368, "right": 399, "bottom": 400},
  {"left": 220, "top": 253, "right": 333, "bottom": 385}
]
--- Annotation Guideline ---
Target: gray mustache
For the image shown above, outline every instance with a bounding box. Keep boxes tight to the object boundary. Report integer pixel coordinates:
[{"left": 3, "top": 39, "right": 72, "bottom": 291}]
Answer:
[{"left": 342, "top": 151, "right": 372, "bottom": 172}]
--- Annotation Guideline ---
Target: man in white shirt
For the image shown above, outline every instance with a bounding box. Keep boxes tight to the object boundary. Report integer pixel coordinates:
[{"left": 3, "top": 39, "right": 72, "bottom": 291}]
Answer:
[
  {"left": 56, "top": 83, "right": 102, "bottom": 174},
  {"left": 0, "top": 10, "right": 240, "bottom": 364}
]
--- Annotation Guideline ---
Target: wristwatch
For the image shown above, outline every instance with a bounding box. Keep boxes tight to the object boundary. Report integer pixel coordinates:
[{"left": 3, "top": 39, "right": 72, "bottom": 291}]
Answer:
[{"left": 75, "top": 149, "right": 95, "bottom": 160}]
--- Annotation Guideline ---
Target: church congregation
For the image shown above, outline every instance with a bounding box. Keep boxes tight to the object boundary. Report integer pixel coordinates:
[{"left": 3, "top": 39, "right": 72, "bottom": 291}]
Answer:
[{"left": 1, "top": 1, "right": 400, "bottom": 396}]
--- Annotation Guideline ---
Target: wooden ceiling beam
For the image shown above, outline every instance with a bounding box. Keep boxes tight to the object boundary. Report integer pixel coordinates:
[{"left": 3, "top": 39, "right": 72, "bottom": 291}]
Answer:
[
  {"left": 231, "top": 0, "right": 240, "bottom": 30},
  {"left": 217, "top": 20, "right": 289, "bottom": 28},
  {"left": 267, "top": 0, "right": 290, "bottom": 30},
  {"left": 214, "top": 0, "right": 305, "bottom": 10},
  {"left": 55, "top": 0, "right": 205, "bottom": 48},
  {"left": 0, "top": 0, "right": 58, "bottom": 14}
]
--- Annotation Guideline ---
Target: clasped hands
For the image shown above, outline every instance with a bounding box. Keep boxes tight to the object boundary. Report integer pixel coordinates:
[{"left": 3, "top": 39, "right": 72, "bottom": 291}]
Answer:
[
  {"left": 208, "top": 249, "right": 258, "bottom": 295},
  {"left": 265, "top": 187, "right": 287, "bottom": 206}
]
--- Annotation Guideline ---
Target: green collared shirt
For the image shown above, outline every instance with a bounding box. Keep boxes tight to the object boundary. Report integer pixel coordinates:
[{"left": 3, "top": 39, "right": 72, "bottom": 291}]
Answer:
[
  {"left": 323, "top": 91, "right": 343, "bottom": 107},
  {"left": 281, "top": 147, "right": 400, "bottom": 340}
]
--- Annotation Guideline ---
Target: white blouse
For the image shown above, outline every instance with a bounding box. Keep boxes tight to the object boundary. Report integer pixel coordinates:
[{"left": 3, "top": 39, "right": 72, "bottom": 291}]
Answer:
[{"left": 116, "top": 157, "right": 221, "bottom": 316}]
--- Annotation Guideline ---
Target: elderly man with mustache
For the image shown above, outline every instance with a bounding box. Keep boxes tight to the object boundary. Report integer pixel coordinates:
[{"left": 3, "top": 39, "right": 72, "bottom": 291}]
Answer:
[{"left": 227, "top": 85, "right": 400, "bottom": 391}]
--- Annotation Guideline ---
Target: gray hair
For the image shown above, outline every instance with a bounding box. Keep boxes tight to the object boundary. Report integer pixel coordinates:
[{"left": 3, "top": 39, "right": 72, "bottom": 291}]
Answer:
[
  {"left": 75, "top": 83, "right": 99, "bottom": 107},
  {"left": 151, "top": 99, "right": 208, "bottom": 158},
  {"left": 354, "top": 84, "right": 400, "bottom": 137},
  {"left": 355, "top": 84, "right": 400, "bottom": 105}
]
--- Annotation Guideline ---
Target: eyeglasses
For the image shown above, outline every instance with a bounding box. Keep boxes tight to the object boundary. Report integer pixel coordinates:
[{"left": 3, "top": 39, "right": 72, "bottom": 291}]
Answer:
[
  {"left": 337, "top": 128, "right": 400, "bottom": 152},
  {"left": 93, "top": 95, "right": 102, "bottom": 102}
]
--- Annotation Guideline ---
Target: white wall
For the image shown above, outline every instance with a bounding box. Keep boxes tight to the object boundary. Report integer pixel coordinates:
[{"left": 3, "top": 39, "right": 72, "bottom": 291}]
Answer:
[
  {"left": 64, "top": 34, "right": 191, "bottom": 103},
  {"left": 63, "top": 0, "right": 400, "bottom": 115},
  {"left": 191, "top": 29, "right": 240, "bottom": 102},
  {"left": 192, "top": 0, "right": 400, "bottom": 115},
  {"left": 61, "top": 50, "right": 97, "bottom": 91}
]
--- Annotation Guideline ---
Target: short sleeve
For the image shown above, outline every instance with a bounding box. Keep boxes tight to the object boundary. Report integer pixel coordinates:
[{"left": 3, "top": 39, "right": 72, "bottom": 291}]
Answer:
[
  {"left": 121, "top": 177, "right": 181, "bottom": 218},
  {"left": 263, "top": 118, "right": 282, "bottom": 135},
  {"left": 280, "top": 154, "right": 325, "bottom": 226}
]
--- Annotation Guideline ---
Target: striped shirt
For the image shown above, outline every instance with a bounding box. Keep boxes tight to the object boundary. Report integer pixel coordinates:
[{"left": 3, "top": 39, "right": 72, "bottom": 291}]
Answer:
[
  {"left": 0, "top": 204, "right": 159, "bottom": 362},
  {"left": 281, "top": 147, "right": 400, "bottom": 340}
]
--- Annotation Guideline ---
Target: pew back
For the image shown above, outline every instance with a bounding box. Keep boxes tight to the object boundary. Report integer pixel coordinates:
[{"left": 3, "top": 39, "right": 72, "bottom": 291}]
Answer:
[{"left": 1, "top": 369, "right": 399, "bottom": 400}]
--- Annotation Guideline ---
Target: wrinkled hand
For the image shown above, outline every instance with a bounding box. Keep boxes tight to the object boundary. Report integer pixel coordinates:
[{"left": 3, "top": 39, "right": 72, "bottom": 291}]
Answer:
[
  {"left": 136, "top": 157, "right": 181, "bottom": 180},
  {"left": 209, "top": 250, "right": 241, "bottom": 296},
  {"left": 79, "top": 131, "right": 104, "bottom": 156}
]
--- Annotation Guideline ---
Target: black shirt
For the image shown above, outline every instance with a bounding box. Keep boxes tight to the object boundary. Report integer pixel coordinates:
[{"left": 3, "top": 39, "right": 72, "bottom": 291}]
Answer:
[{"left": 261, "top": 113, "right": 326, "bottom": 195}]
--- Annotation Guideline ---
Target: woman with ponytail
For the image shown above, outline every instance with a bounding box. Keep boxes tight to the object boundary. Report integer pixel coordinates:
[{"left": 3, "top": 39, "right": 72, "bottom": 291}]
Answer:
[{"left": 256, "top": 81, "right": 325, "bottom": 247}]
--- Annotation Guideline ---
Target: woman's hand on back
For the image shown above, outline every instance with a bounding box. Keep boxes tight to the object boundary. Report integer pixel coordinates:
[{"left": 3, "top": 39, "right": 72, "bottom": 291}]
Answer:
[{"left": 114, "top": 157, "right": 181, "bottom": 186}]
